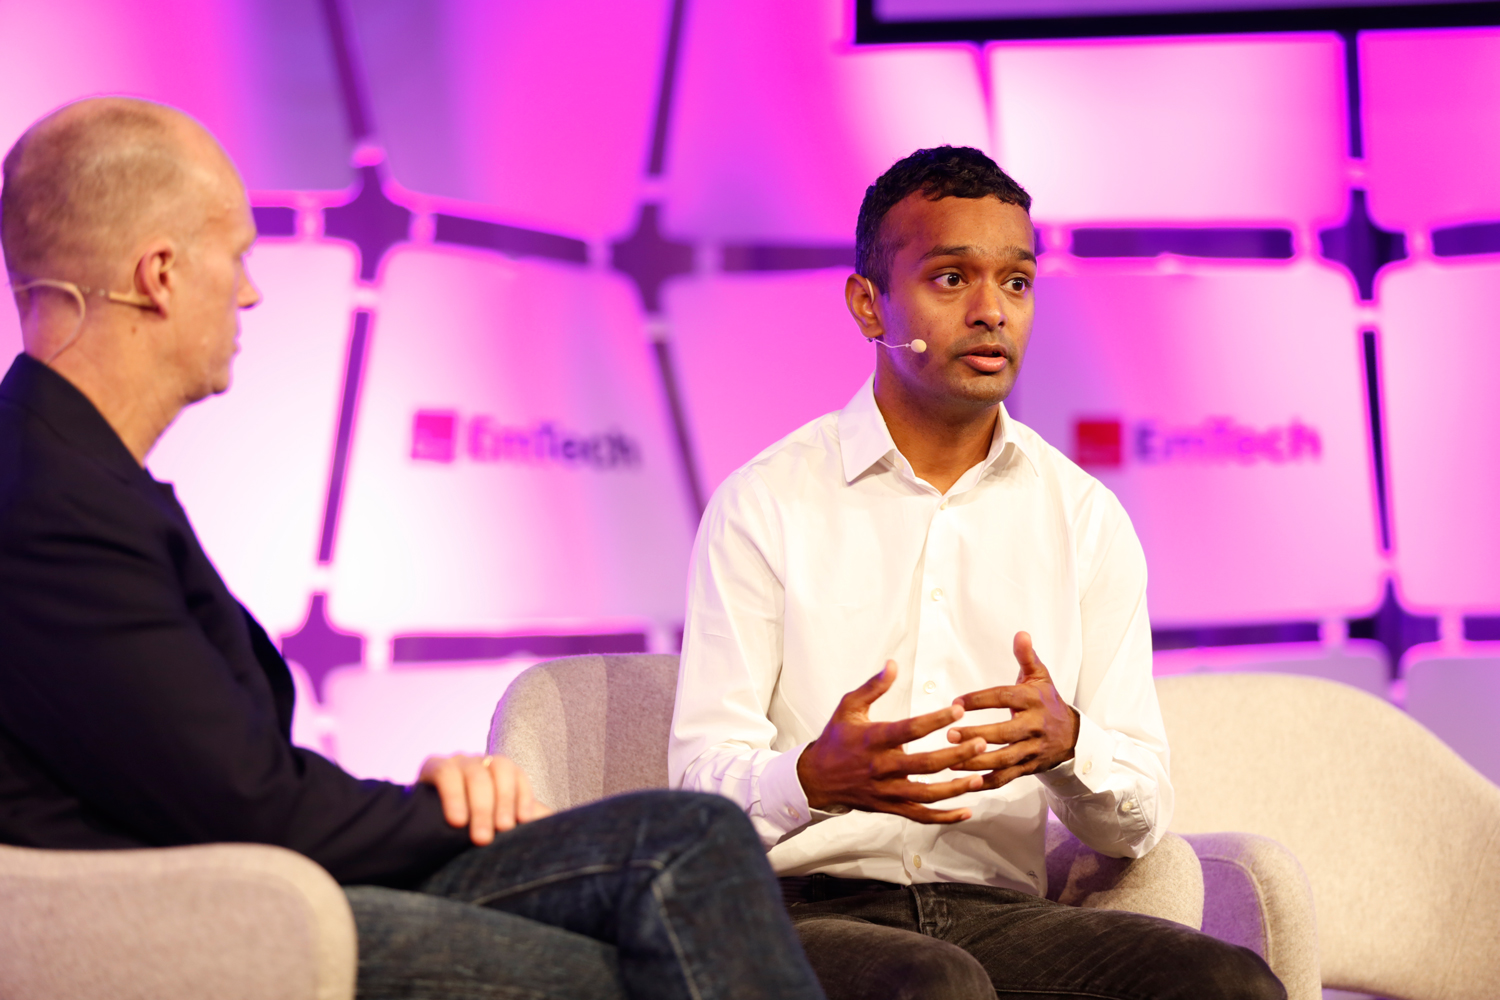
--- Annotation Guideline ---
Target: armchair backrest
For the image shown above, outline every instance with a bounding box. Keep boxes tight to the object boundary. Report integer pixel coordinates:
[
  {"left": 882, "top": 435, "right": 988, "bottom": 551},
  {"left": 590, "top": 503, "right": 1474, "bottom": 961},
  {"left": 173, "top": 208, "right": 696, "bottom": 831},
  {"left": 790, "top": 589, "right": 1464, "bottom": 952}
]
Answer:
[
  {"left": 488, "top": 653, "right": 679, "bottom": 811},
  {"left": 0, "top": 841, "right": 355, "bottom": 1000},
  {"left": 1158, "top": 672, "right": 1500, "bottom": 1000}
]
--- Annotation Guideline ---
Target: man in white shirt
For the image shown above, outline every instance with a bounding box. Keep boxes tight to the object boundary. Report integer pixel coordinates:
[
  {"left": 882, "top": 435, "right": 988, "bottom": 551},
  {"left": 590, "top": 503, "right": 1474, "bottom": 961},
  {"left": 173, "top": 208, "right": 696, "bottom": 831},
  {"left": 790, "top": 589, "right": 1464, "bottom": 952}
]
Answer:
[{"left": 669, "top": 147, "right": 1284, "bottom": 1000}]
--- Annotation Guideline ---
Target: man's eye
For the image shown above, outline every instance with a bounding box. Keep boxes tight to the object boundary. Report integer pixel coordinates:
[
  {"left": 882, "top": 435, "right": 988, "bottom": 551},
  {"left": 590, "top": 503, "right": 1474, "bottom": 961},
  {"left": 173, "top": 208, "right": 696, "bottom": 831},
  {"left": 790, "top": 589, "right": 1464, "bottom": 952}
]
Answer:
[
  {"left": 1008, "top": 277, "right": 1030, "bottom": 292},
  {"left": 937, "top": 273, "right": 962, "bottom": 288}
]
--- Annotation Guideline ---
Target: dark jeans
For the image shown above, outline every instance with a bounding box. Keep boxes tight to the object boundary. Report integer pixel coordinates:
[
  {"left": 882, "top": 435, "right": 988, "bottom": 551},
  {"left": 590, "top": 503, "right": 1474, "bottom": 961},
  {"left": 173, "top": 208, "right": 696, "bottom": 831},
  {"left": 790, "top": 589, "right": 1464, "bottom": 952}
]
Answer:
[
  {"left": 346, "top": 791, "right": 825, "bottom": 1000},
  {"left": 783, "top": 876, "right": 1286, "bottom": 1000}
]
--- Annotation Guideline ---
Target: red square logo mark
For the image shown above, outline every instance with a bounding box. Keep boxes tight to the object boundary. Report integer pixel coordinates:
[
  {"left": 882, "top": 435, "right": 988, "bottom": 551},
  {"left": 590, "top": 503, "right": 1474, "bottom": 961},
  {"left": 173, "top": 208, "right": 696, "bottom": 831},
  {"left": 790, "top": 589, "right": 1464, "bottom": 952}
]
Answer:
[
  {"left": 411, "top": 410, "right": 458, "bottom": 463},
  {"left": 1075, "top": 418, "right": 1123, "bottom": 468}
]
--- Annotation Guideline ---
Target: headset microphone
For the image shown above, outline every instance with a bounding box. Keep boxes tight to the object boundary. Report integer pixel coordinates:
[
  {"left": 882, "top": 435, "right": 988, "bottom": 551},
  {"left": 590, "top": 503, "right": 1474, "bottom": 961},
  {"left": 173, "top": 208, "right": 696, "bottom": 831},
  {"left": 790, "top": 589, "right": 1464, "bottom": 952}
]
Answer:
[{"left": 871, "top": 337, "right": 927, "bottom": 354}]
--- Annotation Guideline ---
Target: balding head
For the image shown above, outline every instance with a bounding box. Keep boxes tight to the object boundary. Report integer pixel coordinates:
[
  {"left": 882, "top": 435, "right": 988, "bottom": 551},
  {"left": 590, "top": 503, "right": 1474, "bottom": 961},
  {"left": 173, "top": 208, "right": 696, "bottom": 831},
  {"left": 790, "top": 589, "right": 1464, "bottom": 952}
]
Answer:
[
  {"left": 1, "top": 97, "right": 260, "bottom": 463},
  {"left": 2, "top": 97, "right": 234, "bottom": 288}
]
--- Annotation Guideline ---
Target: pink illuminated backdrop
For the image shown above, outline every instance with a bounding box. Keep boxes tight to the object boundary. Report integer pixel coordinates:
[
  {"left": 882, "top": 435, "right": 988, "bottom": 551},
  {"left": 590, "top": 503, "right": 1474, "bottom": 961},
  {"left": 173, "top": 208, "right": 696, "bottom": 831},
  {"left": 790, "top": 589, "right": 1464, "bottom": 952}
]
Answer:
[{"left": 0, "top": 1, "right": 1496, "bottom": 784}]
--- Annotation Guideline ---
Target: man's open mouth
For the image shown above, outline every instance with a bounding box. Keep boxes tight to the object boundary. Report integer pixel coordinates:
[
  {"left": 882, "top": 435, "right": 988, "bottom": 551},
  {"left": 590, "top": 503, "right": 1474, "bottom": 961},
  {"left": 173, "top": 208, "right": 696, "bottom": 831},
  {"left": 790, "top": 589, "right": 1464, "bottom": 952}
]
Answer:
[{"left": 960, "top": 345, "right": 1009, "bottom": 373}]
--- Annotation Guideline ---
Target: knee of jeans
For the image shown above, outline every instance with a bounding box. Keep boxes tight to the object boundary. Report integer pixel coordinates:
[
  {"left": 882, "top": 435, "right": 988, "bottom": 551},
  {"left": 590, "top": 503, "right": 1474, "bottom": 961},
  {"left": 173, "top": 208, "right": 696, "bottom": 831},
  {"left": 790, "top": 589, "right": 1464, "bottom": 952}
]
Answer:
[
  {"left": 619, "top": 789, "right": 754, "bottom": 841},
  {"left": 1188, "top": 939, "right": 1288, "bottom": 1000},
  {"left": 1228, "top": 949, "right": 1287, "bottom": 1000},
  {"left": 649, "top": 789, "right": 755, "bottom": 834},
  {"left": 694, "top": 791, "right": 763, "bottom": 846},
  {"left": 885, "top": 940, "right": 994, "bottom": 1000}
]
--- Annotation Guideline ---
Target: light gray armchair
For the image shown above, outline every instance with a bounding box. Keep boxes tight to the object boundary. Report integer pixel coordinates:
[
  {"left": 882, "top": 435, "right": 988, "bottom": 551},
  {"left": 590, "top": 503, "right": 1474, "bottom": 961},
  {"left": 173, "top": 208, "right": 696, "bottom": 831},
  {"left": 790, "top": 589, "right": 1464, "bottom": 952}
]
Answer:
[
  {"left": 1158, "top": 672, "right": 1500, "bottom": 1000},
  {"left": 489, "top": 653, "right": 1205, "bottom": 931},
  {"left": 0, "top": 841, "right": 357, "bottom": 1000}
]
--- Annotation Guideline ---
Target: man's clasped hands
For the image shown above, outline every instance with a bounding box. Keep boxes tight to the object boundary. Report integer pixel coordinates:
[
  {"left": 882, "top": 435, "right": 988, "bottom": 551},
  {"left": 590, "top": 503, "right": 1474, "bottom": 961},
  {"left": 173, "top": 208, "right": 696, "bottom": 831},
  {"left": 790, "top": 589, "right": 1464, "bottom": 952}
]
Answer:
[{"left": 797, "top": 631, "right": 1082, "bottom": 824}]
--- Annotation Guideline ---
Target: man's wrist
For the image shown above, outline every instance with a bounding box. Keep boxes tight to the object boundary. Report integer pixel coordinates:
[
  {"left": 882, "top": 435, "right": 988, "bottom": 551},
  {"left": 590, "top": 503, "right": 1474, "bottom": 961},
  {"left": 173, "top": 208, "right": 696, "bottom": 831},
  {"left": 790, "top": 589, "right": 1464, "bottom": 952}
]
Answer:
[{"left": 796, "top": 741, "right": 830, "bottom": 810}]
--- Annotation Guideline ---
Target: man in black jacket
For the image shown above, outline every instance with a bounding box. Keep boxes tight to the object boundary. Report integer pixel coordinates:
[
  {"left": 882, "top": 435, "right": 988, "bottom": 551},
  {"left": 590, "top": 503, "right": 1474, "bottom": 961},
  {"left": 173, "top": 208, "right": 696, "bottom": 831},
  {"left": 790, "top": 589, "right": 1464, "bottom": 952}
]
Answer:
[{"left": 0, "top": 96, "right": 823, "bottom": 1000}]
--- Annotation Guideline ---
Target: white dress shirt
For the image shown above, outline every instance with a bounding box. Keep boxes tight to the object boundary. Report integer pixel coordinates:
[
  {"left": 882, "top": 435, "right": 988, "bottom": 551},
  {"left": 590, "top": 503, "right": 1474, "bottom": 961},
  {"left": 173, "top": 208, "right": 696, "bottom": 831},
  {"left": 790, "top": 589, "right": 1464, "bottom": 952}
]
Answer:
[{"left": 668, "top": 376, "right": 1172, "bottom": 897}]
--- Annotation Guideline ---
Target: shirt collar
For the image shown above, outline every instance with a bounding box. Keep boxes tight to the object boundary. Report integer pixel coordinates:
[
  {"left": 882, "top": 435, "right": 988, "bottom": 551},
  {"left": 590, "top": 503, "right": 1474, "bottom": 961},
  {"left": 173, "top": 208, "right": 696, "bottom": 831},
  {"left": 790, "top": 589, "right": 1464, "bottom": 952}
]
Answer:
[{"left": 836, "top": 374, "right": 1040, "bottom": 486}]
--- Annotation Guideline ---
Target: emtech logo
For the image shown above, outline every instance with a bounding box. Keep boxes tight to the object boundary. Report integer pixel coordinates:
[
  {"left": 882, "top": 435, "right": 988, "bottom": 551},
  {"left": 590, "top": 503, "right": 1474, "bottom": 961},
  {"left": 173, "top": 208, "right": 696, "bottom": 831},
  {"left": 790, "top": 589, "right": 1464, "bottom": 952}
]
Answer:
[
  {"left": 1074, "top": 416, "right": 1323, "bottom": 470},
  {"left": 411, "top": 410, "right": 643, "bottom": 471}
]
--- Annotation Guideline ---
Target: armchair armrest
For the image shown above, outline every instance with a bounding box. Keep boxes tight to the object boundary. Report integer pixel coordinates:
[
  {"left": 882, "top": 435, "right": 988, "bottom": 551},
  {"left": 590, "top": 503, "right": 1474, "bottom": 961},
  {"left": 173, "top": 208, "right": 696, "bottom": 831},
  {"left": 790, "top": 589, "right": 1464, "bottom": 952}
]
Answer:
[
  {"left": 0, "top": 842, "right": 357, "bottom": 1000},
  {"left": 1045, "top": 819, "right": 1204, "bottom": 929},
  {"left": 1180, "top": 832, "right": 1319, "bottom": 1000}
]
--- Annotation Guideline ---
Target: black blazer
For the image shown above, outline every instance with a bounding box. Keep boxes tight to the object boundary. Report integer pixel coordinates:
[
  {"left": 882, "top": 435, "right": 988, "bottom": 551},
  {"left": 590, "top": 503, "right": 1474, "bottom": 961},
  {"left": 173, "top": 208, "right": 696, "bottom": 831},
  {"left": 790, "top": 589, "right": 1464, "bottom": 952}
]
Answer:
[{"left": 0, "top": 354, "right": 470, "bottom": 886}]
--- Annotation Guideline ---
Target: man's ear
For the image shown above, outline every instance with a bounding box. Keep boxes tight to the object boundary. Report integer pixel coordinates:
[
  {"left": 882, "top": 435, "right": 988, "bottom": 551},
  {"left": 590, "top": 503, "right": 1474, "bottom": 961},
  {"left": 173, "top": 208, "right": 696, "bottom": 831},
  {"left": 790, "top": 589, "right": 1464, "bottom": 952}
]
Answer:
[
  {"left": 133, "top": 241, "right": 177, "bottom": 317},
  {"left": 845, "top": 273, "right": 885, "bottom": 343}
]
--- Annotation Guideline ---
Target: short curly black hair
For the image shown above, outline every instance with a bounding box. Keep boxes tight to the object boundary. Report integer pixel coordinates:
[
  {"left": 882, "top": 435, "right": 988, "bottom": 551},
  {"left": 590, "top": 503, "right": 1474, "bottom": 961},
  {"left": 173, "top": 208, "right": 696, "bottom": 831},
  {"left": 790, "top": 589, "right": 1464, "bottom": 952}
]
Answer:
[{"left": 855, "top": 146, "right": 1031, "bottom": 292}]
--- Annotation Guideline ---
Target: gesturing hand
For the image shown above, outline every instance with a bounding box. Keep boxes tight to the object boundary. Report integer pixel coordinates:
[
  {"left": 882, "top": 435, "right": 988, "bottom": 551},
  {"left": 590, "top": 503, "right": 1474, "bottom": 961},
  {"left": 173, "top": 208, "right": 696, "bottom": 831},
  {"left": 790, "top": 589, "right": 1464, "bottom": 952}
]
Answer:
[
  {"left": 418, "top": 752, "right": 553, "bottom": 846},
  {"left": 947, "top": 632, "right": 1081, "bottom": 791},
  {"left": 797, "top": 661, "right": 988, "bottom": 824}
]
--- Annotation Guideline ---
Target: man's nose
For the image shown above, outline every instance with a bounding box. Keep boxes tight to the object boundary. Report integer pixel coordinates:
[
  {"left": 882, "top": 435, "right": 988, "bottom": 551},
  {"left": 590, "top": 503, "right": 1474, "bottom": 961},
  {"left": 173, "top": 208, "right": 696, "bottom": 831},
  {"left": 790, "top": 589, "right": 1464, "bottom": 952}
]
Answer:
[
  {"left": 967, "top": 280, "right": 1005, "bottom": 329},
  {"left": 240, "top": 273, "right": 263, "bottom": 310}
]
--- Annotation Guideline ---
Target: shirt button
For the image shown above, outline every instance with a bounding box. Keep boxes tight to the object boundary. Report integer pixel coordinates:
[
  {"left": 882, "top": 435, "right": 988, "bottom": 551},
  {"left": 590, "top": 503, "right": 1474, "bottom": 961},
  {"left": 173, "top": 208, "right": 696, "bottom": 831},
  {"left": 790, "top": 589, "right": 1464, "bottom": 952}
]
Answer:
[
  {"left": 1122, "top": 800, "right": 1135, "bottom": 812},
  {"left": 930, "top": 588, "right": 944, "bottom": 602},
  {"left": 1081, "top": 760, "right": 1093, "bottom": 776},
  {"left": 913, "top": 854, "right": 923, "bottom": 869},
  {"left": 923, "top": 680, "right": 937, "bottom": 695},
  {"left": 785, "top": 806, "right": 799, "bottom": 820},
  {"left": 939, "top": 500, "right": 949, "bottom": 510}
]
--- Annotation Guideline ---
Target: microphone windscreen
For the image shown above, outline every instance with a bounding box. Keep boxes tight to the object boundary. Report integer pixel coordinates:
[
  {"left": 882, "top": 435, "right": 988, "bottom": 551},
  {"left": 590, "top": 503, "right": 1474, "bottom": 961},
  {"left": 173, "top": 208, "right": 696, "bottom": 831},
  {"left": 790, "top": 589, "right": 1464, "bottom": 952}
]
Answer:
[{"left": 910, "top": 339, "right": 927, "bottom": 354}]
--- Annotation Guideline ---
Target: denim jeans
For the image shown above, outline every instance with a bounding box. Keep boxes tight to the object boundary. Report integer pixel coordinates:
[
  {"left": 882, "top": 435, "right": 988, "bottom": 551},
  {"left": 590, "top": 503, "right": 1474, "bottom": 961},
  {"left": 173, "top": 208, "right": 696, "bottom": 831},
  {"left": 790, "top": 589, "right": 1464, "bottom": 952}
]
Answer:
[
  {"left": 346, "top": 791, "right": 825, "bottom": 1000},
  {"left": 783, "top": 876, "right": 1286, "bottom": 1000}
]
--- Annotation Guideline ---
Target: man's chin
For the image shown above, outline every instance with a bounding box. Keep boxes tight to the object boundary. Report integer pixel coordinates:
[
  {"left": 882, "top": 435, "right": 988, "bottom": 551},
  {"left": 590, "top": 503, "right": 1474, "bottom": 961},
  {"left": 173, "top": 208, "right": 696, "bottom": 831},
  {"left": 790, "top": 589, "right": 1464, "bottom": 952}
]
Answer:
[
  {"left": 950, "top": 370, "right": 1014, "bottom": 407},
  {"left": 190, "top": 368, "right": 234, "bottom": 403}
]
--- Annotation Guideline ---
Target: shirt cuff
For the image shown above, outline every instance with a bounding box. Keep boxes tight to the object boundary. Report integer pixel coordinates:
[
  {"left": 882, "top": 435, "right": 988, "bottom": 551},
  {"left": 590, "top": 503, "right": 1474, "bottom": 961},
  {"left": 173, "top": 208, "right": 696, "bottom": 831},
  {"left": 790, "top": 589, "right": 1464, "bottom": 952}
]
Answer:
[
  {"left": 757, "top": 741, "right": 818, "bottom": 834},
  {"left": 1035, "top": 711, "right": 1113, "bottom": 797}
]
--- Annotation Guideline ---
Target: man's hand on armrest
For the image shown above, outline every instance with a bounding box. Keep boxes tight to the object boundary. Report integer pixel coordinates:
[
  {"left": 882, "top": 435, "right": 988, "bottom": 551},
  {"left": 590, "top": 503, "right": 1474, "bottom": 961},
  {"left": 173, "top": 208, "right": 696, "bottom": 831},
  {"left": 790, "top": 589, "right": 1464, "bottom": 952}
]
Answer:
[
  {"left": 796, "top": 661, "right": 987, "bottom": 824},
  {"left": 417, "top": 753, "right": 553, "bottom": 846},
  {"left": 947, "top": 631, "right": 1081, "bottom": 791}
]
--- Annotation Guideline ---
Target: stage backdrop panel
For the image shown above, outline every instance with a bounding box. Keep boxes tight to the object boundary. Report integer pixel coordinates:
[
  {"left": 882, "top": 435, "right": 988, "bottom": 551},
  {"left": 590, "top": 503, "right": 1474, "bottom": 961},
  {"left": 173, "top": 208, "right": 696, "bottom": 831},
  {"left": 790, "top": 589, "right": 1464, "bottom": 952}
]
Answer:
[
  {"left": 1020, "top": 260, "right": 1382, "bottom": 624},
  {"left": 324, "top": 660, "right": 536, "bottom": 783},
  {"left": 148, "top": 241, "right": 358, "bottom": 638},
  {"left": 328, "top": 246, "right": 692, "bottom": 647},
  {"left": 1380, "top": 261, "right": 1500, "bottom": 614},
  {"left": 1363, "top": 28, "right": 1500, "bottom": 232},
  {"left": 0, "top": 0, "right": 349, "bottom": 192},
  {"left": 990, "top": 36, "right": 1347, "bottom": 226},
  {"left": 666, "top": 270, "right": 874, "bottom": 495},
  {"left": 665, "top": 0, "right": 989, "bottom": 243},
  {"left": 350, "top": 0, "right": 670, "bottom": 242},
  {"left": 0, "top": 301, "right": 20, "bottom": 367}
]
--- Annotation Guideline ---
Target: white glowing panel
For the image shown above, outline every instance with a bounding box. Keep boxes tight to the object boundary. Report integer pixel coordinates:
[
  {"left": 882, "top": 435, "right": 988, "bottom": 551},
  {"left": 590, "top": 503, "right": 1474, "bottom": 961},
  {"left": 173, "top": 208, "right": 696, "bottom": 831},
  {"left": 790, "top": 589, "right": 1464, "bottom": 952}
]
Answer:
[
  {"left": 0, "top": 297, "right": 21, "bottom": 366},
  {"left": 1363, "top": 28, "right": 1500, "bottom": 231},
  {"left": 1380, "top": 262, "right": 1500, "bottom": 612},
  {"left": 324, "top": 662, "right": 534, "bottom": 783},
  {"left": 0, "top": 0, "right": 347, "bottom": 191},
  {"left": 666, "top": 0, "right": 989, "bottom": 242},
  {"left": 1152, "top": 642, "right": 1389, "bottom": 698},
  {"left": 666, "top": 271, "right": 874, "bottom": 494},
  {"left": 1020, "top": 262, "right": 1381, "bottom": 623},
  {"left": 330, "top": 247, "right": 693, "bottom": 638},
  {"left": 1404, "top": 651, "right": 1500, "bottom": 785},
  {"left": 352, "top": 0, "right": 670, "bottom": 240},
  {"left": 990, "top": 36, "right": 1347, "bottom": 224},
  {"left": 148, "top": 242, "right": 357, "bottom": 637}
]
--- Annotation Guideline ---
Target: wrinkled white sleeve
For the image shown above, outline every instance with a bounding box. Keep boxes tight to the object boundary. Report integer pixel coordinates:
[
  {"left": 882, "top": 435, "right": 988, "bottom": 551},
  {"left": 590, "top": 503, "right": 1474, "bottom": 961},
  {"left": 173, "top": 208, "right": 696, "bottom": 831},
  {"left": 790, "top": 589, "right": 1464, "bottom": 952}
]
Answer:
[
  {"left": 1034, "top": 491, "right": 1174, "bottom": 859},
  {"left": 667, "top": 471, "right": 822, "bottom": 849}
]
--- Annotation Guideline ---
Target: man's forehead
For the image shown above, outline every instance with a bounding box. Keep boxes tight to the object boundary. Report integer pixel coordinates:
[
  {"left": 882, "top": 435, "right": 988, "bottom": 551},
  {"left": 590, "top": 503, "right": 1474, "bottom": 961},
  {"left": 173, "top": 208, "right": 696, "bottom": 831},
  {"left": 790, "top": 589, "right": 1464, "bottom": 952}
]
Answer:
[{"left": 882, "top": 198, "right": 1034, "bottom": 269}]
